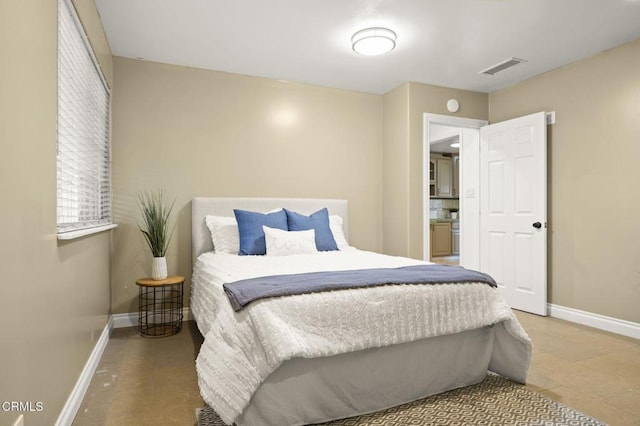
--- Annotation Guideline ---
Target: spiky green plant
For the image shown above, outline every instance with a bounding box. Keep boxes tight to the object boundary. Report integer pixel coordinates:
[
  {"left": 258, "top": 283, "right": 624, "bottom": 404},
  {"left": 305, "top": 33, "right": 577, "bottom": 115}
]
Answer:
[{"left": 138, "top": 190, "right": 175, "bottom": 257}]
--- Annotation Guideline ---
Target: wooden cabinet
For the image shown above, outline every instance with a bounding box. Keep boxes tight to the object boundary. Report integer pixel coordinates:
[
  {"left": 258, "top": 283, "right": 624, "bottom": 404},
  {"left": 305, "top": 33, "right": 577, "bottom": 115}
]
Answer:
[
  {"left": 451, "top": 221, "right": 460, "bottom": 255},
  {"left": 430, "top": 153, "right": 458, "bottom": 198},
  {"left": 429, "top": 158, "right": 436, "bottom": 183},
  {"left": 431, "top": 222, "right": 452, "bottom": 257},
  {"left": 452, "top": 155, "right": 460, "bottom": 198},
  {"left": 429, "top": 158, "right": 437, "bottom": 196},
  {"left": 435, "top": 157, "right": 453, "bottom": 197}
]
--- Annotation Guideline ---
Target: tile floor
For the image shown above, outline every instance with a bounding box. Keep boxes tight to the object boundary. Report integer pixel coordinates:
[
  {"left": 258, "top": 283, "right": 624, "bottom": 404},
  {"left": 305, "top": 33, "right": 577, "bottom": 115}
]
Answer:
[
  {"left": 73, "top": 312, "right": 640, "bottom": 425},
  {"left": 515, "top": 311, "right": 640, "bottom": 425}
]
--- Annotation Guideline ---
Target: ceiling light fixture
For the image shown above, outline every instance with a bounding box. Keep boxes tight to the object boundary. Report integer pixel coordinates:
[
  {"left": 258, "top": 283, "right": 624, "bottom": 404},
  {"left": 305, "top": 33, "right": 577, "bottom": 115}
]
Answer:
[
  {"left": 450, "top": 142, "right": 460, "bottom": 148},
  {"left": 352, "top": 27, "right": 396, "bottom": 56}
]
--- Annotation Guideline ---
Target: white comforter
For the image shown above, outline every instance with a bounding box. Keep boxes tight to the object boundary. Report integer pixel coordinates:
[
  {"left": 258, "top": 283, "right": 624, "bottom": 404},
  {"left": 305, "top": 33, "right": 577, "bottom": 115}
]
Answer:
[{"left": 191, "top": 249, "right": 531, "bottom": 425}]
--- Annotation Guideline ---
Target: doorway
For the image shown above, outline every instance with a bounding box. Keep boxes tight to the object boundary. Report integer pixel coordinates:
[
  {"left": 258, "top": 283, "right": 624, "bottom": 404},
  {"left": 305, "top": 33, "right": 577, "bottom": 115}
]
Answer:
[
  {"left": 423, "top": 114, "right": 487, "bottom": 270},
  {"left": 424, "top": 112, "right": 549, "bottom": 316},
  {"left": 428, "top": 124, "right": 461, "bottom": 265}
]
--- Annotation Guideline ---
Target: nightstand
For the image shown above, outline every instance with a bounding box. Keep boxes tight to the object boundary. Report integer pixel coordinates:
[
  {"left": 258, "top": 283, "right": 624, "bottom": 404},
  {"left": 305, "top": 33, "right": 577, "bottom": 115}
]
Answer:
[{"left": 135, "top": 275, "right": 184, "bottom": 337}]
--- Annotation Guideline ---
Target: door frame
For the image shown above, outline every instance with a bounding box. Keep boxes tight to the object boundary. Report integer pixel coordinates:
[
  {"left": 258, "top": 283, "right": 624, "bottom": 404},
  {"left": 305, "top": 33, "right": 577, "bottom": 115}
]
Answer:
[{"left": 423, "top": 114, "right": 487, "bottom": 265}]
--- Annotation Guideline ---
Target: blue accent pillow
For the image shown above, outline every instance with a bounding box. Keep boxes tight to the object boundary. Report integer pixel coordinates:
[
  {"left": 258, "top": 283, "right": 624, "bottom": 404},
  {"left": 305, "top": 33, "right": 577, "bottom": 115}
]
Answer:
[
  {"left": 284, "top": 208, "right": 338, "bottom": 251},
  {"left": 234, "top": 209, "right": 288, "bottom": 255}
]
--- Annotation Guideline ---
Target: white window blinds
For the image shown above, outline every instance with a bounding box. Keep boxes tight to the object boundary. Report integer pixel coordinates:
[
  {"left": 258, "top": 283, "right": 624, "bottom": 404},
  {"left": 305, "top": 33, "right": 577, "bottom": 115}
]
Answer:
[{"left": 57, "top": 0, "right": 111, "bottom": 235}]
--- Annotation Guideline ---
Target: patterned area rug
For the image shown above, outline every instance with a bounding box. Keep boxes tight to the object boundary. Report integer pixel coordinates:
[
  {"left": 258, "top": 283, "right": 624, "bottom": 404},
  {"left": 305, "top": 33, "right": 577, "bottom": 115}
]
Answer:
[{"left": 196, "top": 373, "right": 605, "bottom": 425}]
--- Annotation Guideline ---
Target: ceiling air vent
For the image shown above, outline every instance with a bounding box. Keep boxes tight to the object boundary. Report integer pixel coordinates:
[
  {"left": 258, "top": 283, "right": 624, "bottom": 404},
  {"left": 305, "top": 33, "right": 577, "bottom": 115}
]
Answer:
[{"left": 480, "top": 57, "right": 527, "bottom": 75}]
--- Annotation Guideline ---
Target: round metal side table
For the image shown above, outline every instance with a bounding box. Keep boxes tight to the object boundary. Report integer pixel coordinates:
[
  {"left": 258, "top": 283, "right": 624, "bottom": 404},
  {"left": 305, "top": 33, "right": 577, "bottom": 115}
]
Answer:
[{"left": 135, "top": 275, "right": 184, "bottom": 337}]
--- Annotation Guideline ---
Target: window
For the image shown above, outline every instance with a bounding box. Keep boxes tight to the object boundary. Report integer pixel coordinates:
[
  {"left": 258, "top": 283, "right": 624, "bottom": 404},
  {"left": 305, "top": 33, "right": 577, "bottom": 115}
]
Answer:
[{"left": 57, "top": 0, "right": 112, "bottom": 237}]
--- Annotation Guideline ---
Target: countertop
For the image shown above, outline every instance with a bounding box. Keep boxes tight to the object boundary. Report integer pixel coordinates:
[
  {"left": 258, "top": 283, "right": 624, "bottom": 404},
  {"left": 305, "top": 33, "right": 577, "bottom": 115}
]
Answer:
[{"left": 430, "top": 218, "right": 459, "bottom": 224}]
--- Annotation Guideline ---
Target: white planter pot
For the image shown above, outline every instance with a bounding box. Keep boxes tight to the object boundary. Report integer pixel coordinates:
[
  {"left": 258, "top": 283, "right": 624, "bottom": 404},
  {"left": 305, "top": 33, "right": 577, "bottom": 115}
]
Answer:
[{"left": 152, "top": 257, "right": 168, "bottom": 280}]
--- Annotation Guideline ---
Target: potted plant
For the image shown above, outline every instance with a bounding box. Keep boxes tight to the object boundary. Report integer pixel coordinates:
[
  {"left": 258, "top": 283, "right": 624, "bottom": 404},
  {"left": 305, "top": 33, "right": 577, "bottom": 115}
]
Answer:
[
  {"left": 450, "top": 208, "right": 459, "bottom": 219},
  {"left": 138, "top": 190, "right": 175, "bottom": 280}
]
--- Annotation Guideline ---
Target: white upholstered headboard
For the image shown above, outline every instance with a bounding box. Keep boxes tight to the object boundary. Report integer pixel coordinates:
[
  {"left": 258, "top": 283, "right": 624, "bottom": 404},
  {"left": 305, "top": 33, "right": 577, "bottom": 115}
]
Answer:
[{"left": 191, "top": 197, "right": 349, "bottom": 263}]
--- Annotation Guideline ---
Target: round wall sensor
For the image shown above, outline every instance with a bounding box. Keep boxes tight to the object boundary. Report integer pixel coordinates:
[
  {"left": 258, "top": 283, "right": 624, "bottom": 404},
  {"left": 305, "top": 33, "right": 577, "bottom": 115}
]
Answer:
[{"left": 446, "top": 99, "right": 460, "bottom": 113}]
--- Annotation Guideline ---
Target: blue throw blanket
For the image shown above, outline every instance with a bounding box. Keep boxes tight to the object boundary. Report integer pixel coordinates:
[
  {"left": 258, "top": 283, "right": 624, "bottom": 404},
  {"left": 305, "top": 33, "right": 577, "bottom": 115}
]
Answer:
[{"left": 223, "top": 264, "right": 497, "bottom": 311}]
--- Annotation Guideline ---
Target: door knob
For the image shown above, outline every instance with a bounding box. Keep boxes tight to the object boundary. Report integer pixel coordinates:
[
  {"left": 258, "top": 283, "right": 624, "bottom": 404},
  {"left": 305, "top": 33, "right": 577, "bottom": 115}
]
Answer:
[{"left": 532, "top": 222, "right": 542, "bottom": 229}]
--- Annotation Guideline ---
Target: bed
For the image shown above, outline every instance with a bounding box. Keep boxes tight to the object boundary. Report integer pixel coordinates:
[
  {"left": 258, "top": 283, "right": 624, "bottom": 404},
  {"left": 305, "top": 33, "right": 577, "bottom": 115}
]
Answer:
[{"left": 190, "top": 197, "right": 532, "bottom": 426}]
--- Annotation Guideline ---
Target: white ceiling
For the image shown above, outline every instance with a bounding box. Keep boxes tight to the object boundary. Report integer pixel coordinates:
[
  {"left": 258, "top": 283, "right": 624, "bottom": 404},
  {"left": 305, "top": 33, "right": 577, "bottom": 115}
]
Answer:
[{"left": 95, "top": 0, "right": 640, "bottom": 95}]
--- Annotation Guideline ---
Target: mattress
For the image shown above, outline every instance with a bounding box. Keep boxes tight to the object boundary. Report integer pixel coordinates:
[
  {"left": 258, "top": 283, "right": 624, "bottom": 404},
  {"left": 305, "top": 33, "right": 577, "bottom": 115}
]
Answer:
[{"left": 191, "top": 248, "right": 532, "bottom": 425}]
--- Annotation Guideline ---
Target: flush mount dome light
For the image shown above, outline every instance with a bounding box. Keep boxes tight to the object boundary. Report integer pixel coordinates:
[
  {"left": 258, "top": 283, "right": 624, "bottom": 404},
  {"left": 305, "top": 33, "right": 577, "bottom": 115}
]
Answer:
[{"left": 352, "top": 27, "right": 396, "bottom": 56}]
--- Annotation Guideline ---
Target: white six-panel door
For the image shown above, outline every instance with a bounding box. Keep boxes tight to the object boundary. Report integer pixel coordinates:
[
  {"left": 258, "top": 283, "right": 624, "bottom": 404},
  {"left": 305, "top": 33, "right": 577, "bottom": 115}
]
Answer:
[{"left": 480, "top": 112, "right": 547, "bottom": 315}]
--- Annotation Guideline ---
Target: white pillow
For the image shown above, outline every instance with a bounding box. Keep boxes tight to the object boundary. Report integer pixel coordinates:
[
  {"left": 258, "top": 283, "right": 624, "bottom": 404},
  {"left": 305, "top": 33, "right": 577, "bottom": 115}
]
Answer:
[
  {"left": 329, "top": 215, "right": 350, "bottom": 249},
  {"left": 205, "top": 215, "right": 239, "bottom": 254},
  {"left": 263, "top": 226, "right": 318, "bottom": 256}
]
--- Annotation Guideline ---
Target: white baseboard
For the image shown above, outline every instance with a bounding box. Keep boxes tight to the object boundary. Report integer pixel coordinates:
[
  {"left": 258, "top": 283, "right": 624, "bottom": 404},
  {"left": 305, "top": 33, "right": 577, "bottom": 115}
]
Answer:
[
  {"left": 55, "top": 316, "right": 113, "bottom": 426},
  {"left": 111, "top": 311, "right": 138, "bottom": 329},
  {"left": 112, "top": 307, "right": 192, "bottom": 329},
  {"left": 548, "top": 303, "right": 640, "bottom": 340}
]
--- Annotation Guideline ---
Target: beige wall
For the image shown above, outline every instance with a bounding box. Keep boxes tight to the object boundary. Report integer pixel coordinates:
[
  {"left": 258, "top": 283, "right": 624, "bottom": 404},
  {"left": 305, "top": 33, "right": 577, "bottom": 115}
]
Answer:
[
  {"left": 489, "top": 38, "right": 640, "bottom": 323},
  {"left": 382, "top": 82, "right": 488, "bottom": 258},
  {"left": 110, "top": 57, "right": 383, "bottom": 313},
  {"left": 72, "top": 0, "right": 114, "bottom": 87},
  {"left": 382, "top": 83, "right": 411, "bottom": 256},
  {"left": 0, "top": 1, "right": 113, "bottom": 425}
]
